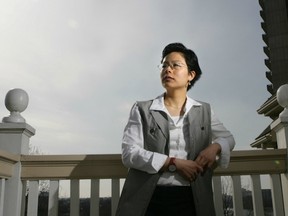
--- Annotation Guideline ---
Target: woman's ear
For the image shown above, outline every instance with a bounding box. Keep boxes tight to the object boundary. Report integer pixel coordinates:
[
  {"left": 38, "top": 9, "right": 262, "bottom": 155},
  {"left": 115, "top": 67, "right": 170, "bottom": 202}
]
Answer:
[{"left": 189, "top": 71, "right": 196, "bottom": 81}]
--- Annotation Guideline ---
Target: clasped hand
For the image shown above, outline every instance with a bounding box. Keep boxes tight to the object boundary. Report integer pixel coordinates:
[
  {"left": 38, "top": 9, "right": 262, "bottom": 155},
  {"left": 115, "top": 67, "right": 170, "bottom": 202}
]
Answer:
[{"left": 175, "top": 144, "right": 221, "bottom": 182}]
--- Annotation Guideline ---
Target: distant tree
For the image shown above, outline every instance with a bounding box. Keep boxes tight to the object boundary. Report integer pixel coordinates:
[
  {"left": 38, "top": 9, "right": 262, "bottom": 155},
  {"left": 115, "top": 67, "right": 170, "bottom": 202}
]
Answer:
[
  {"left": 221, "top": 176, "right": 273, "bottom": 216},
  {"left": 242, "top": 188, "right": 253, "bottom": 215},
  {"left": 221, "top": 176, "right": 234, "bottom": 215},
  {"left": 29, "top": 143, "right": 42, "bottom": 155}
]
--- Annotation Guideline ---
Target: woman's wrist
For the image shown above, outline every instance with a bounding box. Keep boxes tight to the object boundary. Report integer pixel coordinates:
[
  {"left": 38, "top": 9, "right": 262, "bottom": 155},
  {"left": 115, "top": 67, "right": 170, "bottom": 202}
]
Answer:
[
  {"left": 160, "top": 157, "right": 170, "bottom": 172},
  {"left": 212, "top": 143, "right": 222, "bottom": 155}
]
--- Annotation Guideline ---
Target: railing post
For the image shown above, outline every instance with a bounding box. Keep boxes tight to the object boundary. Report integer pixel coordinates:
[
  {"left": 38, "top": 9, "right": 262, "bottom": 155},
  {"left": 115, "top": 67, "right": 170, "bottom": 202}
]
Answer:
[
  {"left": 271, "top": 84, "right": 288, "bottom": 216},
  {"left": 0, "top": 88, "right": 35, "bottom": 216}
]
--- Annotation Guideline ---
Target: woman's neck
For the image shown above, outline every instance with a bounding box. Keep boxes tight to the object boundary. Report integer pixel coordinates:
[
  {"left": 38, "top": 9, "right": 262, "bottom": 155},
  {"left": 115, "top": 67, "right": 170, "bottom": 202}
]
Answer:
[{"left": 164, "top": 91, "right": 187, "bottom": 108}]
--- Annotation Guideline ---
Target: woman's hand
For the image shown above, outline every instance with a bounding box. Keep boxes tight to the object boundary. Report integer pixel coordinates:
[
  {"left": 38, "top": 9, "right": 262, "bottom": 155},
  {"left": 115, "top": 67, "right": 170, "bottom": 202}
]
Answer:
[
  {"left": 162, "top": 144, "right": 221, "bottom": 181},
  {"left": 195, "top": 143, "right": 221, "bottom": 171},
  {"left": 174, "top": 158, "right": 203, "bottom": 182}
]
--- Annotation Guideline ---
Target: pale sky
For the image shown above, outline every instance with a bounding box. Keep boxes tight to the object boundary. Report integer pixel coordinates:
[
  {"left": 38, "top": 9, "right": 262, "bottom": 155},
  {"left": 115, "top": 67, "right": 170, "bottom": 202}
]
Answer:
[{"left": 0, "top": 0, "right": 272, "bottom": 156}]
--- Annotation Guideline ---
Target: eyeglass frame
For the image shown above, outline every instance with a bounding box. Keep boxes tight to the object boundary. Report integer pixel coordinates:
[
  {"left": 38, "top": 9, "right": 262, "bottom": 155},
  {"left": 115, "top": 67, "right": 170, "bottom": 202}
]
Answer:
[{"left": 158, "top": 61, "right": 188, "bottom": 71}]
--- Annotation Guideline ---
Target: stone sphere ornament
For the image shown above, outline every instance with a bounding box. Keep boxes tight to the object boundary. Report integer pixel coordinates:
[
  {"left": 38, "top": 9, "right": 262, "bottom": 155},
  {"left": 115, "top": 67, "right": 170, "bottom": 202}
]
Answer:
[
  {"left": 276, "top": 84, "right": 288, "bottom": 118},
  {"left": 2, "top": 88, "right": 29, "bottom": 123}
]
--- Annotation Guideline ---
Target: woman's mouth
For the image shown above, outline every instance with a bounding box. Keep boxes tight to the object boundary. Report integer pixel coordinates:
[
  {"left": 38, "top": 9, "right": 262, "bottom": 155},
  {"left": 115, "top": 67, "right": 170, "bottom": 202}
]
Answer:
[{"left": 162, "top": 76, "right": 174, "bottom": 82}]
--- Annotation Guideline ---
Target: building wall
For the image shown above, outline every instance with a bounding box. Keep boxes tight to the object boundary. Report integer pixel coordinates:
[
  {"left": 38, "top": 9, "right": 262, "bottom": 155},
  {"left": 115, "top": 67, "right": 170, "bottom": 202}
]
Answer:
[{"left": 260, "top": 0, "right": 288, "bottom": 94}]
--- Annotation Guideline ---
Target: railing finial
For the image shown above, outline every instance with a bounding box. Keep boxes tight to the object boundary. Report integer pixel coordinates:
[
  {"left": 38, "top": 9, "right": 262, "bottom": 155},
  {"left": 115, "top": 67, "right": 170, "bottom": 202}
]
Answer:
[
  {"left": 2, "top": 88, "right": 29, "bottom": 123},
  {"left": 277, "top": 84, "right": 288, "bottom": 118}
]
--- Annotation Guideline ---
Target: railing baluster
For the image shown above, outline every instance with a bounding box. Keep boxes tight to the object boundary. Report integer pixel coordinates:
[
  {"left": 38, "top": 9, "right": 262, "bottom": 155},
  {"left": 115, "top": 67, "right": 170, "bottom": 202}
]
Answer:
[
  {"left": 250, "top": 174, "right": 264, "bottom": 215},
  {"left": 111, "top": 179, "right": 120, "bottom": 216},
  {"left": 21, "top": 180, "right": 27, "bottom": 216},
  {"left": 0, "top": 179, "right": 5, "bottom": 216},
  {"left": 48, "top": 180, "right": 59, "bottom": 216},
  {"left": 90, "top": 179, "right": 100, "bottom": 216},
  {"left": 270, "top": 174, "right": 285, "bottom": 216},
  {"left": 27, "top": 180, "right": 39, "bottom": 216},
  {"left": 231, "top": 175, "right": 243, "bottom": 216},
  {"left": 70, "top": 179, "right": 80, "bottom": 216},
  {"left": 212, "top": 176, "right": 224, "bottom": 216}
]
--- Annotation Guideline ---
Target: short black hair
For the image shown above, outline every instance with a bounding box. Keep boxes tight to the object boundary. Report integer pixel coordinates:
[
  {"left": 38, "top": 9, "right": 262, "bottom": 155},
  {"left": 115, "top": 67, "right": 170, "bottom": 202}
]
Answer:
[{"left": 161, "top": 43, "right": 202, "bottom": 90}]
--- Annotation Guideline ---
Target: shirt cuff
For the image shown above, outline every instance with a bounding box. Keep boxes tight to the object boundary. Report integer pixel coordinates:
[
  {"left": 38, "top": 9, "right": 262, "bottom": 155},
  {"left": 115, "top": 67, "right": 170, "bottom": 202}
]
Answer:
[
  {"left": 150, "top": 152, "right": 168, "bottom": 173},
  {"left": 213, "top": 138, "right": 231, "bottom": 168}
]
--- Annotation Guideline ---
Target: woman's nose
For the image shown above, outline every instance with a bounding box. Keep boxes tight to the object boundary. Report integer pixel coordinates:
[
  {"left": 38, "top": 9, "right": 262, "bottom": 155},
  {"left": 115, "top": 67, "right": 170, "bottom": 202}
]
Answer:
[{"left": 164, "top": 65, "right": 172, "bottom": 73}]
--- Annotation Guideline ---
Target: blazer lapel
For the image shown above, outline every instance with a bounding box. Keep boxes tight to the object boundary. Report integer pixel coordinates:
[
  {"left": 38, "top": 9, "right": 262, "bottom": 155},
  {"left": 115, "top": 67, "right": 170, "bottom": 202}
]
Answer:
[
  {"left": 187, "top": 105, "right": 201, "bottom": 159},
  {"left": 150, "top": 110, "right": 169, "bottom": 139}
]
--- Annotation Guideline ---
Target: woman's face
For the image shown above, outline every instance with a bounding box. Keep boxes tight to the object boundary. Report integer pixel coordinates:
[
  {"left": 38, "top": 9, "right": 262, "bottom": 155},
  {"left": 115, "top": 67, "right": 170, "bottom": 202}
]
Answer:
[{"left": 160, "top": 52, "right": 195, "bottom": 91}]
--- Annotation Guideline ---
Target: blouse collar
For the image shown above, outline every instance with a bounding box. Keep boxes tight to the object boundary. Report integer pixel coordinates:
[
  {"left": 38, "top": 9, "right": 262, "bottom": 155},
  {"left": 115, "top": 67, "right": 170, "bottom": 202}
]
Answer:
[{"left": 150, "top": 93, "right": 202, "bottom": 115}]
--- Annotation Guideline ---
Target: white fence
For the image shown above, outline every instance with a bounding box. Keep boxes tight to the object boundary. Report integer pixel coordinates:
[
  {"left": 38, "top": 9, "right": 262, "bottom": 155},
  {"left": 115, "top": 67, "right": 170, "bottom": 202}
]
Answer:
[{"left": 0, "top": 86, "right": 288, "bottom": 216}]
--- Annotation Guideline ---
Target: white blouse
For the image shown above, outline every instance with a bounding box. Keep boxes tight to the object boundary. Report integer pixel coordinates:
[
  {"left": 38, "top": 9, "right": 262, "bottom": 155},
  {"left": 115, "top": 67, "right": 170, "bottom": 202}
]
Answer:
[{"left": 121, "top": 94, "right": 235, "bottom": 186}]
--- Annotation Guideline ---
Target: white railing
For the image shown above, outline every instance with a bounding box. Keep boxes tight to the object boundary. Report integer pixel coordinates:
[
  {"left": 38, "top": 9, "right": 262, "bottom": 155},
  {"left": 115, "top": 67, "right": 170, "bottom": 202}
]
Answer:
[
  {"left": 0, "top": 85, "right": 288, "bottom": 216},
  {"left": 0, "top": 149, "right": 286, "bottom": 216},
  {"left": 20, "top": 154, "right": 126, "bottom": 216}
]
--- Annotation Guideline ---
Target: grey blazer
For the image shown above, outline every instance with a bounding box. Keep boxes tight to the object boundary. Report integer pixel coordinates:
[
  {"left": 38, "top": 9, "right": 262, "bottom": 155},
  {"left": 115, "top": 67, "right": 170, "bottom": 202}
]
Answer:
[{"left": 116, "top": 100, "right": 216, "bottom": 216}]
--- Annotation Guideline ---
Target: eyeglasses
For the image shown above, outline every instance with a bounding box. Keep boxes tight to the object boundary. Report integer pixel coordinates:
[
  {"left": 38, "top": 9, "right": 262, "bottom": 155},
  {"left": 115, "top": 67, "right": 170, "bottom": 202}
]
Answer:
[{"left": 158, "top": 61, "right": 187, "bottom": 71}]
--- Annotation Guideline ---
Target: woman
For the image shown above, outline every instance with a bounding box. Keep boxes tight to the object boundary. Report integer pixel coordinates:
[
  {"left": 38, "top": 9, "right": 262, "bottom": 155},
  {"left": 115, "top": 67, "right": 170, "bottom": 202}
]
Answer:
[{"left": 116, "top": 43, "right": 235, "bottom": 216}]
